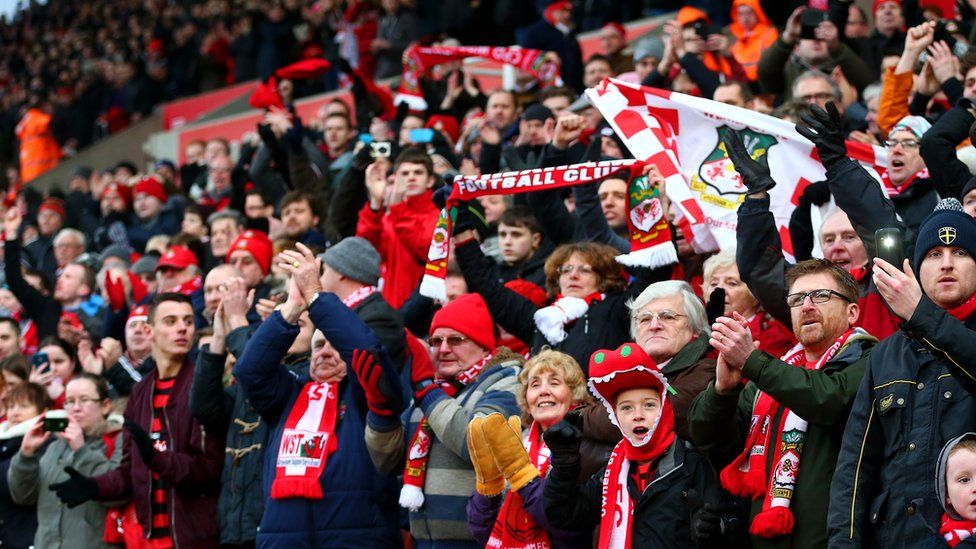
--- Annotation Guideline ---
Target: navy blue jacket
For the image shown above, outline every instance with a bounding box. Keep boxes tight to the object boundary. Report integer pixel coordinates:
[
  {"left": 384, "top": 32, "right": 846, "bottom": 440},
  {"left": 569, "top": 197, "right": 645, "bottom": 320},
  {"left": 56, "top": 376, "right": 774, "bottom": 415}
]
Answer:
[{"left": 234, "top": 293, "right": 403, "bottom": 548}]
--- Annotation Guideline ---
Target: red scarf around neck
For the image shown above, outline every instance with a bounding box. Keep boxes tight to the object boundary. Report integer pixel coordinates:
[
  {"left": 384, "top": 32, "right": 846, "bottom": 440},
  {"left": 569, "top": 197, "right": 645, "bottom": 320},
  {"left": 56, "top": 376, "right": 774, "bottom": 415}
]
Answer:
[
  {"left": 400, "top": 353, "right": 492, "bottom": 510},
  {"left": 342, "top": 285, "right": 376, "bottom": 309},
  {"left": 880, "top": 167, "right": 929, "bottom": 197},
  {"left": 942, "top": 514, "right": 976, "bottom": 547},
  {"left": 947, "top": 292, "right": 976, "bottom": 321},
  {"left": 271, "top": 381, "right": 339, "bottom": 499},
  {"left": 598, "top": 393, "right": 675, "bottom": 549},
  {"left": 720, "top": 329, "right": 858, "bottom": 538},
  {"left": 486, "top": 421, "right": 553, "bottom": 549},
  {"left": 172, "top": 275, "right": 202, "bottom": 297}
]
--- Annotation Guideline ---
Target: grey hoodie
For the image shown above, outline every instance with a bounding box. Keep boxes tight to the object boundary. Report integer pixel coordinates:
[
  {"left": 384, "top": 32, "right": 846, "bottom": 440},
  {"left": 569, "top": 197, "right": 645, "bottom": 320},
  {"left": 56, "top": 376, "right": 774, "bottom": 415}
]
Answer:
[{"left": 936, "top": 432, "right": 976, "bottom": 520}]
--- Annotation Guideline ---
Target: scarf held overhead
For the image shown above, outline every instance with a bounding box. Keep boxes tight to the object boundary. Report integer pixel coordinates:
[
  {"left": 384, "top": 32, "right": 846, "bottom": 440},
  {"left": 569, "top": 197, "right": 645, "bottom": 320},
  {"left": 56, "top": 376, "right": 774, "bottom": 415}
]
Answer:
[
  {"left": 419, "top": 160, "right": 677, "bottom": 301},
  {"left": 720, "top": 328, "right": 864, "bottom": 538},
  {"left": 396, "top": 45, "right": 562, "bottom": 111}
]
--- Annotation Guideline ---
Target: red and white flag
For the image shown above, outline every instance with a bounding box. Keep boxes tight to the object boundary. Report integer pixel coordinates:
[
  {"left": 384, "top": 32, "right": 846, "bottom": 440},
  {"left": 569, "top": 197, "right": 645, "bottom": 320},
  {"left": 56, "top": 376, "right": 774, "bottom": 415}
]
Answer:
[{"left": 585, "top": 77, "right": 888, "bottom": 260}]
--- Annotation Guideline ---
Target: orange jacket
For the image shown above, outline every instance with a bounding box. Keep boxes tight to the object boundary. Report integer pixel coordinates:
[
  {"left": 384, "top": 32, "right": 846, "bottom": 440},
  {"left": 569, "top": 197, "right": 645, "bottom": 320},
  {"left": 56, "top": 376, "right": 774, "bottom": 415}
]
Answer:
[
  {"left": 15, "top": 109, "right": 62, "bottom": 183},
  {"left": 878, "top": 66, "right": 914, "bottom": 136},
  {"left": 729, "top": 0, "right": 779, "bottom": 81}
]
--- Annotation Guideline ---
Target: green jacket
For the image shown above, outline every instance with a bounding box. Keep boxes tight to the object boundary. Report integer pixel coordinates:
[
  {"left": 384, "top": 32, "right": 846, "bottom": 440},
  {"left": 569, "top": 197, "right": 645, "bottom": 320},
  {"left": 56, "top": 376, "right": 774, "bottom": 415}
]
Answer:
[
  {"left": 687, "top": 331, "right": 876, "bottom": 549},
  {"left": 661, "top": 334, "right": 717, "bottom": 442},
  {"left": 757, "top": 36, "right": 874, "bottom": 99}
]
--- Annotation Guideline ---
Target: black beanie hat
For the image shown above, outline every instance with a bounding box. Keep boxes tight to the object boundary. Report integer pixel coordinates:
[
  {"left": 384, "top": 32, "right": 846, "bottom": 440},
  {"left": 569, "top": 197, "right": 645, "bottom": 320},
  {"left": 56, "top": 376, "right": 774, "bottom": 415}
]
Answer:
[{"left": 913, "top": 198, "right": 976, "bottom": 276}]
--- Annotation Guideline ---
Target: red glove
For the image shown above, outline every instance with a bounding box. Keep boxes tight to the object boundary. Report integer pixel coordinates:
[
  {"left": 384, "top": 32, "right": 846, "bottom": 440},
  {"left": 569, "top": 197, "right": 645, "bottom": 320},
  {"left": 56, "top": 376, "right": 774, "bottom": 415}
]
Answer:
[
  {"left": 127, "top": 271, "right": 147, "bottom": 304},
  {"left": 406, "top": 334, "right": 438, "bottom": 400},
  {"left": 103, "top": 272, "right": 126, "bottom": 312},
  {"left": 350, "top": 349, "right": 395, "bottom": 417}
]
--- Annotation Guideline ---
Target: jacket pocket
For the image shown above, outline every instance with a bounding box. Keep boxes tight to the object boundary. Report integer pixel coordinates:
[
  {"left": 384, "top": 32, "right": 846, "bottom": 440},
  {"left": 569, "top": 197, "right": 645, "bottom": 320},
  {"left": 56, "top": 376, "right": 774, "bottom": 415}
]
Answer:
[
  {"left": 938, "top": 374, "right": 971, "bottom": 441},
  {"left": 868, "top": 489, "right": 890, "bottom": 547},
  {"left": 875, "top": 384, "right": 909, "bottom": 457}
]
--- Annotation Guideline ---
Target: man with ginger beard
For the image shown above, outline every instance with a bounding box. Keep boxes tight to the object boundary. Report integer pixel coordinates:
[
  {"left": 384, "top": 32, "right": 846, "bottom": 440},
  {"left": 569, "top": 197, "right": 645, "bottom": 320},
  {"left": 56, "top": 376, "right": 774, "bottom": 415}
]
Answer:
[
  {"left": 829, "top": 200, "right": 976, "bottom": 547},
  {"left": 49, "top": 293, "right": 224, "bottom": 547},
  {"left": 689, "top": 258, "right": 876, "bottom": 548}
]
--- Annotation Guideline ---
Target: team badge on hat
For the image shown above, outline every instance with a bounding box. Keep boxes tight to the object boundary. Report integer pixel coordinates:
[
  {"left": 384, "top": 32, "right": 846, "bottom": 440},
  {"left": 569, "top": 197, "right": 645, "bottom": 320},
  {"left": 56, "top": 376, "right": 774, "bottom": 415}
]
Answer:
[{"left": 940, "top": 226, "right": 957, "bottom": 245}]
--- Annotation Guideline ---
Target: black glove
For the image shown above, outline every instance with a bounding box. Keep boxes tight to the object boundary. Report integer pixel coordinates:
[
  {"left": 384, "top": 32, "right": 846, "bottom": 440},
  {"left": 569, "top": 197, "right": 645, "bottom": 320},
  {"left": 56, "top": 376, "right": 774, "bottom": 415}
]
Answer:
[
  {"left": 432, "top": 181, "right": 454, "bottom": 210},
  {"left": 795, "top": 102, "right": 848, "bottom": 170},
  {"left": 49, "top": 466, "right": 99, "bottom": 508},
  {"left": 543, "top": 419, "right": 583, "bottom": 464},
  {"left": 687, "top": 489, "right": 722, "bottom": 544},
  {"left": 706, "top": 287, "right": 726, "bottom": 326},
  {"left": 721, "top": 129, "right": 776, "bottom": 194},
  {"left": 452, "top": 199, "right": 489, "bottom": 239},
  {"left": 124, "top": 419, "right": 155, "bottom": 465}
]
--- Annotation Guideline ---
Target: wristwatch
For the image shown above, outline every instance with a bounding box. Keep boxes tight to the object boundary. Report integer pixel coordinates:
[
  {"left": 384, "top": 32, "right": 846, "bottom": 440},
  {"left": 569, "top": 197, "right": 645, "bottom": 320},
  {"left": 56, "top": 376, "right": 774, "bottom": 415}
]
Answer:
[{"left": 307, "top": 291, "right": 322, "bottom": 308}]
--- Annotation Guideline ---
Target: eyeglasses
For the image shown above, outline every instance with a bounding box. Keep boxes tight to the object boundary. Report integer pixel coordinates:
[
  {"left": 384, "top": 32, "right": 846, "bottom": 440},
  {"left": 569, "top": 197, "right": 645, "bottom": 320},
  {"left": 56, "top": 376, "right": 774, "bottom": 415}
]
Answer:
[
  {"left": 634, "top": 310, "right": 687, "bottom": 326},
  {"left": 797, "top": 92, "right": 835, "bottom": 103},
  {"left": 64, "top": 396, "right": 100, "bottom": 407},
  {"left": 885, "top": 139, "right": 920, "bottom": 149},
  {"left": 785, "top": 288, "right": 852, "bottom": 308},
  {"left": 557, "top": 264, "right": 595, "bottom": 275},
  {"left": 429, "top": 335, "right": 469, "bottom": 348}
]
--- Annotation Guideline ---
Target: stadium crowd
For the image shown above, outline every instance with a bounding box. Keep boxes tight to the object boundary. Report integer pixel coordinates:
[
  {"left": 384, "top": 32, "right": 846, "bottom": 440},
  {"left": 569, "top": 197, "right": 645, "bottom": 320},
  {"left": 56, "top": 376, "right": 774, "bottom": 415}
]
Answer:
[{"left": 5, "top": 0, "right": 976, "bottom": 547}]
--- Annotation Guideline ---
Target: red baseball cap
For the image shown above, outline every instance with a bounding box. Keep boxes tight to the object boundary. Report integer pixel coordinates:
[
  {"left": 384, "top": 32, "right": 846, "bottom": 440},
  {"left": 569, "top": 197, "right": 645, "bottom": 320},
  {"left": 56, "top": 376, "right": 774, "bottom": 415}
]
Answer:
[{"left": 156, "top": 246, "right": 199, "bottom": 271}]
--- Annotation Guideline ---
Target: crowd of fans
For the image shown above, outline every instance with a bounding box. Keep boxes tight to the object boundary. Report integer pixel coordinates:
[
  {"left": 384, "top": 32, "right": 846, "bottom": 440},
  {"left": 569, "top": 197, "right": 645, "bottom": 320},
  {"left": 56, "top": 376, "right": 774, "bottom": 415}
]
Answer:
[
  {"left": 6, "top": 0, "right": 976, "bottom": 548},
  {"left": 0, "top": 0, "right": 657, "bottom": 183}
]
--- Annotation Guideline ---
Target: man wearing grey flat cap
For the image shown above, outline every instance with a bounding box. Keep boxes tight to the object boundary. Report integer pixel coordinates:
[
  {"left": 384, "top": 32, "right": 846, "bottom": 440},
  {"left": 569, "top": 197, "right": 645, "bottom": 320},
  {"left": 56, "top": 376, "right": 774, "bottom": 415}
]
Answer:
[{"left": 319, "top": 237, "right": 408, "bottom": 371}]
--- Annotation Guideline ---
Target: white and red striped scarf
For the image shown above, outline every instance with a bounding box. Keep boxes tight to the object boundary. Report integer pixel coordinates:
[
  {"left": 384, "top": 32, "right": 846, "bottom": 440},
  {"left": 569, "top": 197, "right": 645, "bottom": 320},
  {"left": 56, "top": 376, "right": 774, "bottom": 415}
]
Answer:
[
  {"left": 396, "top": 45, "right": 561, "bottom": 111},
  {"left": 270, "top": 381, "right": 339, "bottom": 500},
  {"left": 419, "top": 160, "right": 677, "bottom": 301},
  {"left": 342, "top": 285, "right": 376, "bottom": 309},
  {"left": 720, "top": 328, "right": 863, "bottom": 538}
]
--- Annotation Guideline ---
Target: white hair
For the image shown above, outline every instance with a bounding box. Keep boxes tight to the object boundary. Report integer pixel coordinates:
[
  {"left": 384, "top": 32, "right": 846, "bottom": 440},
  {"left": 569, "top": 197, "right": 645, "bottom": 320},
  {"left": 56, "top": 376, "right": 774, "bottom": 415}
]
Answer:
[
  {"left": 702, "top": 249, "right": 737, "bottom": 290},
  {"left": 627, "top": 280, "right": 708, "bottom": 338},
  {"left": 54, "top": 228, "right": 86, "bottom": 248}
]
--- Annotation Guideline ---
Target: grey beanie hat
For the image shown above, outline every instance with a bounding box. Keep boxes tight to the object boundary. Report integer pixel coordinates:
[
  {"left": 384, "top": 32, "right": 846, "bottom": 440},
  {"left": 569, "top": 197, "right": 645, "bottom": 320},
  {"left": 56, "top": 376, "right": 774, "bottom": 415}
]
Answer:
[
  {"left": 100, "top": 244, "right": 131, "bottom": 268},
  {"left": 319, "top": 237, "right": 381, "bottom": 286},
  {"left": 131, "top": 254, "right": 159, "bottom": 276},
  {"left": 633, "top": 37, "right": 664, "bottom": 63},
  {"left": 936, "top": 432, "right": 976, "bottom": 519}
]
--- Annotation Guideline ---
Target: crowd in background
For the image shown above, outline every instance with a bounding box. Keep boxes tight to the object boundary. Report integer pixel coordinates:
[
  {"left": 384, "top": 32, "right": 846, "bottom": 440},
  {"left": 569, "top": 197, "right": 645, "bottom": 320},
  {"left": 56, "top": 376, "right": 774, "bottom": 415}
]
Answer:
[{"left": 5, "top": 0, "right": 976, "bottom": 547}]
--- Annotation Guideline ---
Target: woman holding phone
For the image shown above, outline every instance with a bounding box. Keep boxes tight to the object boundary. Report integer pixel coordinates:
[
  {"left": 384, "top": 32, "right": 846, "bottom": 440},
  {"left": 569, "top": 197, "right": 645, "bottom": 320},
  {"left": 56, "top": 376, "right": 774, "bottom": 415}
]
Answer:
[
  {"left": 7, "top": 374, "right": 121, "bottom": 548},
  {"left": 28, "top": 337, "right": 81, "bottom": 407}
]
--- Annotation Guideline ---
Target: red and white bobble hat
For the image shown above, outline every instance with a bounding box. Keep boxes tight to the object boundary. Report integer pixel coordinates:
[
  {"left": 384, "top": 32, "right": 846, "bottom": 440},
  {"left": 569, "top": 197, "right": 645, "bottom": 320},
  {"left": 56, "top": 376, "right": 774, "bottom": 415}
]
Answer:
[{"left": 587, "top": 343, "right": 672, "bottom": 446}]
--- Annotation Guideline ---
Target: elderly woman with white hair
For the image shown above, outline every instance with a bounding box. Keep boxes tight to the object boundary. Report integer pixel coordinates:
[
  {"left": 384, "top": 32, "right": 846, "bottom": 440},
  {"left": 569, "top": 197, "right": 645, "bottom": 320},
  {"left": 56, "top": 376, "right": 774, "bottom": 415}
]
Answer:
[
  {"left": 627, "top": 280, "right": 716, "bottom": 440},
  {"left": 703, "top": 249, "right": 795, "bottom": 358}
]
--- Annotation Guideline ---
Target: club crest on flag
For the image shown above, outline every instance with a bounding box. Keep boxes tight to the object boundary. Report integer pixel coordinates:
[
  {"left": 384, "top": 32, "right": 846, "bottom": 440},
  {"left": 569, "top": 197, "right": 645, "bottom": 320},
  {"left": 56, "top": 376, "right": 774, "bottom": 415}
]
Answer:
[
  {"left": 628, "top": 175, "right": 665, "bottom": 232},
  {"left": 692, "top": 126, "right": 776, "bottom": 210}
]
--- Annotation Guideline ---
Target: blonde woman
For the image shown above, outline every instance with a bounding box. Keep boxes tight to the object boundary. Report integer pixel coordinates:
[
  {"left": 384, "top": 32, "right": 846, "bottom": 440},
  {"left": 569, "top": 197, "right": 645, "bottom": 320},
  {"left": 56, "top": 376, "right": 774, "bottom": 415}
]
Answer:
[{"left": 466, "top": 350, "right": 600, "bottom": 548}]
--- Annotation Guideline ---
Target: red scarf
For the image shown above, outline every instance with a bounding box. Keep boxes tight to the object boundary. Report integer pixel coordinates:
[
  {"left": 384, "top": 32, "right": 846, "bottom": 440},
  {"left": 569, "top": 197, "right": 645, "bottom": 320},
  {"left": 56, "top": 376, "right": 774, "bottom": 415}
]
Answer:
[
  {"left": 271, "top": 381, "right": 339, "bottom": 499},
  {"left": 419, "top": 160, "right": 677, "bottom": 301},
  {"left": 880, "top": 167, "right": 929, "bottom": 197},
  {"left": 396, "top": 45, "right": 561, "bottom": 110},
  {"left": 598, "top": 394, "right": 675, "bottom": 549},
  {"left": 399, "top": 354, "right": 491, "bottom": 510},
  {"left": 342, "top": 285, "right": 376, "bottom": 309},
  {"left": 942, "top": 514, "right": 976, "bottom": 547},
  {"left": 947, "top": 292, "right": 976, "bottom": 321},
  {"left": 721, "top": 328, "right": 859, "bottom": 538},
  {"left": 486, "top": 421, "right": 552, "bottom": 549},
  {"left": 172, "top": 275, "right": 202, "bottom": 297}
]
